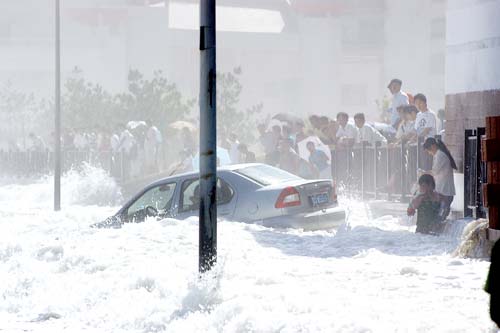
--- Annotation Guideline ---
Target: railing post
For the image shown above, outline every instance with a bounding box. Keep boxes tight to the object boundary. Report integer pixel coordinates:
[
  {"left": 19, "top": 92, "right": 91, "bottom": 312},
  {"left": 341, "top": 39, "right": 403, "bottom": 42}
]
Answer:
[
  {"left": 361, "top": 141, "right": 367, "bottom": 201},
  {"left": 477, "top": 127, "right": 487, "bottom": 219},
  {"left": 334, "top": 148, "right": 338, "bottom": 184},
  {"left": 347, "top": 147, "right": 352, "bottom": 196},
  {"left": 464, "top": 129, "right": 474, "bottom": 217},
  {"left": 416, "top": 136, "right": 422, "bottom": 171},
  {"left": 386, "top": 145, "right": 392, "bottom": 201},
  {"left": 401, "top": 140, "right": 407, "bottom": 201},
  {"left": 374, "top": 141, "right": 380, "bottom": 200}
]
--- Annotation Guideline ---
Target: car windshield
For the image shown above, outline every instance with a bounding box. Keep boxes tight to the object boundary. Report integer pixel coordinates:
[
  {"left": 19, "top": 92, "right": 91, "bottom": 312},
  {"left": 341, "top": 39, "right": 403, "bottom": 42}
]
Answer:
[{"left": 235, "top": 164, "right": 302, "bottom": 186}]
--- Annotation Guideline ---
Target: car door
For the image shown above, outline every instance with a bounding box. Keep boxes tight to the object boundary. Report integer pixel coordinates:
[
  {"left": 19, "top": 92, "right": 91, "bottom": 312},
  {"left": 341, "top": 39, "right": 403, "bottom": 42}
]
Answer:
[
  {"left": 122, "top": 182, "right": 177, "bottom": 223},
  {"left": 175, "top": 177, "right": 236, "bottom": 220}
]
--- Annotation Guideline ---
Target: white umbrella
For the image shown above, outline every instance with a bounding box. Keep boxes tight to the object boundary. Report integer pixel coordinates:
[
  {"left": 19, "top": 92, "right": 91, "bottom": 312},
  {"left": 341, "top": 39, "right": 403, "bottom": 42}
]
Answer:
[
  {"left": 169, "top": 120, "right": 197, "bottom": 131},
  {"left": 297, "top": 136, "right": 332, "bottom": 162},
  {"left": 127, "top": 120, "right": 147, "bottom": 130},
  {"left": 192, "top": 146, "right": 231, "bottom": 171}
]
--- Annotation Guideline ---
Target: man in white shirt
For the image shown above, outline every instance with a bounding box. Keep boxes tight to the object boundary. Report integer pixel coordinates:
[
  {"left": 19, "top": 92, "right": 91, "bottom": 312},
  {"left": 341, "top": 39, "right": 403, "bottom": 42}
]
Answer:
[
  {"left": 395, "top": 105, "right": 418, "bottom": 143},
  {"left": 336, "top": 112, "right": 357, "bottom": 148},
  {"left": 73, "top": 129, "right": 88, "bottom": 151},
  {"left": 414, "top": 93, "right": 437, "bottom": 139},
  {"left": 110, "top": 131, "right": 120, "bottom": 154},
  {"left": 354, "top": 113, "right": 387, "bottom": 146},
  {"left": 387, "top": 78, "right": 409, "bottom": 129}
]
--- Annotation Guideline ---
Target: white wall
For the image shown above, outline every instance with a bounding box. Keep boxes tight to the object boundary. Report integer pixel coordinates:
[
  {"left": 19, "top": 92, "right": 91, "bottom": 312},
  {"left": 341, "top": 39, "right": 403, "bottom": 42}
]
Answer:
[{"left": 446, "top": 0, "right": 500, "bottom": 94}]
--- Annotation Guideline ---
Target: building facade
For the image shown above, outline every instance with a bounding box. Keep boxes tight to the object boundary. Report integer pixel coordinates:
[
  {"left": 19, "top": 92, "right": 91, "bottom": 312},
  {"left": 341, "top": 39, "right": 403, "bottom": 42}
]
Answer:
[
  {"left": 445, "top": 0, "right": 500, "bottom": 170},
  {"left": 0, "top": 0, "right": 446, "bottom": 127}
]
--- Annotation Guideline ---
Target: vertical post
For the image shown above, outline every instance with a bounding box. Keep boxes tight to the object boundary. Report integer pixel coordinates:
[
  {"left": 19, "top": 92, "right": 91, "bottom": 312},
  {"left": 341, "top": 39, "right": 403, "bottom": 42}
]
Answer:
[
  {"left": 334, "top": 149, "right": 338, "bottom": 184},
  {"left": 386, "top": 145, "right": 392, "bottom": 201},
  {"left": 477, "top": 127, "right": 487, "bottom": 219},
  {"left": 347, "top": 148, "right": 352, "bottom": 196},
  {"left": 464, "top": 129, "right": 474, "bottom": 217},
  {"left": 199, "top": 0, "right": 217, "bottom": 274},
  {"left": 374, "top": 142, "right": 379, "bottom": 200},
  {"left": 400, "top": 140, "right": 407, "bottom": 201},
  {"left": 54, "top": 0, "right": 61, "bottom": 211},
  {"left": 361, "top": 141, "right": 366, "bottom": 200},
  {"left": 416, "top": 136, "right": 421, "bottom": 171}
]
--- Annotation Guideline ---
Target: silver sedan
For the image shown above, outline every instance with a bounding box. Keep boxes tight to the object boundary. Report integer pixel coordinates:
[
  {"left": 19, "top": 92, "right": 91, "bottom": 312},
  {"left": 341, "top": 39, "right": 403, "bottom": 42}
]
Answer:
[{"left": 95, "top": 163, "right": 345, "bottom": 230}]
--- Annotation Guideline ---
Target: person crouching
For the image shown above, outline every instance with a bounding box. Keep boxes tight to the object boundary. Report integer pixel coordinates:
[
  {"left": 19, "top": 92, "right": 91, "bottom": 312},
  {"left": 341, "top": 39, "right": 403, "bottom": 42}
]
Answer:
[{"left": 407, "top": 174, "right": 447, "bottom": 235}]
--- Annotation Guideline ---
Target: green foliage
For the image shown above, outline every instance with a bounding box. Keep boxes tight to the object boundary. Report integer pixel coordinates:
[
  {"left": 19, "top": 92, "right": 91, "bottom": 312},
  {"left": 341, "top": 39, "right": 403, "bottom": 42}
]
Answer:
[
  {"left": 62, "top": 68, "right": 116, "bottom": 130},
  {"left": 1, "top": 67, "right": 263, "bottom": 147},
  {"left": 61, "top": 67, "right": 195, "bottom": 132},
  {"left": 117, "top": 69, "right": 195, "bottom": 130},
  {"left": 217, "top": 67, "right": 263, "bottom": 143},
  {"left": 0, "top": 81, "right": 38, "bottom": 146}
]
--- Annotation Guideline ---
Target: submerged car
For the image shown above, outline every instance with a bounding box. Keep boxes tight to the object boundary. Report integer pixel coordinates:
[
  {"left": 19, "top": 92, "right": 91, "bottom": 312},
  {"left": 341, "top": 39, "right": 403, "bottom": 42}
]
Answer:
[{"left": 95, "top": 163, "right": 345, "bottom": 230}]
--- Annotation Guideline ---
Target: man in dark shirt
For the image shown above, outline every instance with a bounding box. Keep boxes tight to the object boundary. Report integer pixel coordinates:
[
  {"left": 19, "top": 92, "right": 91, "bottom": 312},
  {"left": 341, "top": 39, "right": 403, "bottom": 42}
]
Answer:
[{"left": 238, "top": 144, "right": 256, "bottom": 163}]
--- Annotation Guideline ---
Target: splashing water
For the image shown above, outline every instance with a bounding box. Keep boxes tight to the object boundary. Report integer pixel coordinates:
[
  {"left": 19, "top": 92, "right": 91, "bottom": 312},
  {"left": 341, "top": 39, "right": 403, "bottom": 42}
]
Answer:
[
  {"left": 0, "top": 163, "right": 122, "bottom": 210},
  {"left": 0, "top": 173, "right": 495, "bottom": 332}
]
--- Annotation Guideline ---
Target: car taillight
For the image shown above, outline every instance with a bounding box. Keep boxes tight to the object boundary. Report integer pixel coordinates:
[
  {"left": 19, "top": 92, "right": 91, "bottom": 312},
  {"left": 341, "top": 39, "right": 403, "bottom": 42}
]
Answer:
[{"left": 275, "top": 186, "right": 301, "bottom": 208}]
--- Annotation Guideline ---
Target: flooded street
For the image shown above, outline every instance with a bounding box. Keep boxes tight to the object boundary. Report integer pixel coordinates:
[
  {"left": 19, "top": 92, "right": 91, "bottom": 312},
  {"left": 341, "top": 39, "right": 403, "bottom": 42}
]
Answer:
[{"left": 0, "top": 169, "right": 493, "bottom": 332}]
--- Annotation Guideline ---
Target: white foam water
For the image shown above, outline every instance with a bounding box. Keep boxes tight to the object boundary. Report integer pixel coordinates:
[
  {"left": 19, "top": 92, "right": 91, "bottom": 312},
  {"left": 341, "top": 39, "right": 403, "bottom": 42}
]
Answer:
[{"left": 0, "top": 170, "right": 496, "bottom": 332}]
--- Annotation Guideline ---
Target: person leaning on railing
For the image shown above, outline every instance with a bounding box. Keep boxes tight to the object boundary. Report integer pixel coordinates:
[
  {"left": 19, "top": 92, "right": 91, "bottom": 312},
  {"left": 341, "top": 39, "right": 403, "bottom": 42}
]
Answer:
[
  {"left": 353, "top": 113, "right": 387, "bottom": 146},
  {"left": 393, "top": 105, "right": 418, "bottom": 146}
]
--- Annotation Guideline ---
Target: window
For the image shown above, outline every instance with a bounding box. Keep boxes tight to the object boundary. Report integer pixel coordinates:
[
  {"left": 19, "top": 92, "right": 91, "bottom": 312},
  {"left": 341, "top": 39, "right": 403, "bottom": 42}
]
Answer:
[
  {"left": 127, "top": 182, "right": 176, "bottom": 218},
  {"left": 179, "top": 178, "right": 234, "bottom": 212},
  {"left": 342, "top": 18, "right": 384, "bottom": 46},
  {"left": 236, "top": 164, "right": 301, "bottom": 186}
]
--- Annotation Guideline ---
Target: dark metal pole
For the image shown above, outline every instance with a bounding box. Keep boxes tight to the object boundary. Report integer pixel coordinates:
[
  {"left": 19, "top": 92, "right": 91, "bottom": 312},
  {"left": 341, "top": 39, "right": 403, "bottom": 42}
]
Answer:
[
  {"left": 54, "top": 0, "right": 61, "bottom": 211},
  {"left": 199, "top": 0, "right": 217, "bottom": 274}
]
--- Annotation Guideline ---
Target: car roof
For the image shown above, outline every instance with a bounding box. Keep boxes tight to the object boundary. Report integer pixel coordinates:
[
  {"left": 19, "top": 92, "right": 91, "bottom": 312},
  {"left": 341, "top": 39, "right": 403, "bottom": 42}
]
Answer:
[{"left": 147, "top": 163, "right": 264, "bottom": 187}]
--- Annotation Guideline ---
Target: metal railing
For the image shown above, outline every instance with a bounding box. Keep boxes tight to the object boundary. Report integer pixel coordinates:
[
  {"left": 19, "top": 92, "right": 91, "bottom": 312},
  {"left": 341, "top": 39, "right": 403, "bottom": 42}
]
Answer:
[
  {"left": 0, "top": 150, "right": 130, "bottom": 182},
  {"left": 333, "top": 137, "right": 432, "bottom": 202},
  {"left": 464, "top": 127, "right": 487, "bottom": 219}
]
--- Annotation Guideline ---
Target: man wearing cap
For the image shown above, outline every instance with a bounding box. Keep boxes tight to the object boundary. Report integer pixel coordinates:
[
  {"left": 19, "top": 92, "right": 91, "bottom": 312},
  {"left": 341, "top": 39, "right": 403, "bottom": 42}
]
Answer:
[{"left": 387, "top": 78, "right": 409, "bottom": 130}]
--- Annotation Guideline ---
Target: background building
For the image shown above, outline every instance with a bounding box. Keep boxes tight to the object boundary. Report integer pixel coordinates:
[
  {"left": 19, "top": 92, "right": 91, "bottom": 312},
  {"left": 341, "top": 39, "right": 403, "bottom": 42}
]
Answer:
[
  {"left": 0, "top": 0, "right": 446, "bottom": 125},
  {"left": 445, "top": 0, "right": 500, "bottom": 170}
]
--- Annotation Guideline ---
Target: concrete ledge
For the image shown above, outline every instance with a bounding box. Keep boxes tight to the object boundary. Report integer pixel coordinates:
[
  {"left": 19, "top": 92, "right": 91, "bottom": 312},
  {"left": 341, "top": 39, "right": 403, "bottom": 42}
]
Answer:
[{"left": 488, "top": 228, "right": 500, "bottom": 242}]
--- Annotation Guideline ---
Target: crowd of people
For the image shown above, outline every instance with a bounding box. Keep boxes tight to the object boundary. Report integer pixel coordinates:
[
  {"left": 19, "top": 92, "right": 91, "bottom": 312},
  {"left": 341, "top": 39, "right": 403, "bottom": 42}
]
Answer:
[
  {"left": 1, "top": 76, "right": 458, "bottom": 234},
  {"left": 2, "top": 120, "right": 164, "bottom": 179}
]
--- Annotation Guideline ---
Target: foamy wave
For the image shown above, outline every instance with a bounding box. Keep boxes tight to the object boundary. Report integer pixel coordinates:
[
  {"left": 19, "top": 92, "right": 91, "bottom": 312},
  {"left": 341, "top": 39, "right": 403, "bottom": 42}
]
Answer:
[
  {"left": 0, "top": 163, "right": 122, "bottom": 208},
  {"left": 60, "top": 163, "right": 123, "bottom": 206}
]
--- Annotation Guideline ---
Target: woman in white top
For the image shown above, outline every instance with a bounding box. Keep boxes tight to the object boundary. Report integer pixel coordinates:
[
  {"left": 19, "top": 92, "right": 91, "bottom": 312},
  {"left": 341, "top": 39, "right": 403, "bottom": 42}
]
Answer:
[{"left": 423, "top": 137, "right": 457, "bottom": 219}]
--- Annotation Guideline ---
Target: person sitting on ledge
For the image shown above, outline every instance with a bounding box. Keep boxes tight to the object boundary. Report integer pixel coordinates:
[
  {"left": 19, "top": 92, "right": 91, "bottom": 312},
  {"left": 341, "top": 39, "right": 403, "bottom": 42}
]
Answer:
[{"left": 407, "top": 174, "right": 447, "bottom": 235}]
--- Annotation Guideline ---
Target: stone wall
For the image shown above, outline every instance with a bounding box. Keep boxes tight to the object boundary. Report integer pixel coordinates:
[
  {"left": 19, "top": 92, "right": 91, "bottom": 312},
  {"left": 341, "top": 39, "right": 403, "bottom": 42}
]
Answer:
[
  {"left": 445, "top": 90, "right": 500, "bottom": 171},
  {"left": 445, "top": 0, "right": 500, "bottom": 171}
]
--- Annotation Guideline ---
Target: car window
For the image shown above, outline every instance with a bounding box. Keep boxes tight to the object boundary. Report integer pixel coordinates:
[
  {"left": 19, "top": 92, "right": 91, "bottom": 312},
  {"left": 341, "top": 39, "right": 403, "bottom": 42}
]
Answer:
[
  {"left": 127, "top": 182, "right": 176, "bottom": 217},
  {"left": 180, "top": 178, "right": 234, "bottom": 212},
  {"left": 235, "top": 164, "right": 301, "bottom": 186}
]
